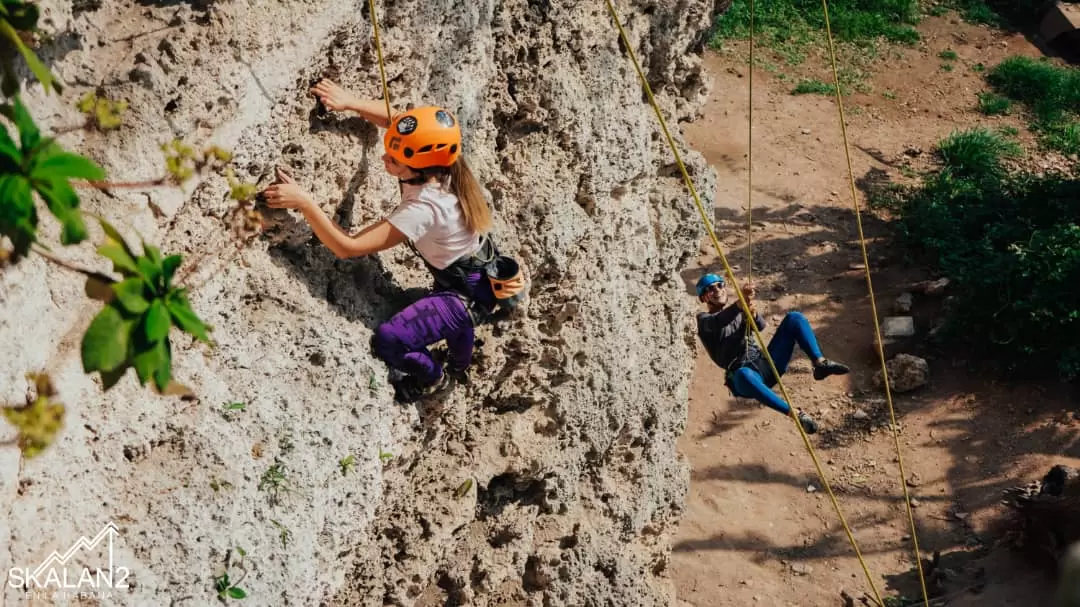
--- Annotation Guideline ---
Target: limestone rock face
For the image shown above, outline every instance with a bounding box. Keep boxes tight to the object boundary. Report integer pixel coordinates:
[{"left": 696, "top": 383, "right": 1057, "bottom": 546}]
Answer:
[{"left": 0, "top": 0, "right": 716, "bottom": 605}]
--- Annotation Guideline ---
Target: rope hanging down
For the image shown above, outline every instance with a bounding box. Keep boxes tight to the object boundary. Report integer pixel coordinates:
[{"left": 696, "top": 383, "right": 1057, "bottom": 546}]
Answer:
[
  {"left": 601, "top": 0, "right": 883, "bottom": 603},
  {"left": 367, "top": 0, "right": 393, "bottom": 118},
  {"left": 744, "top": 0, "right": 756, "bottom": 354},
  {"left": 817, "top": 0, "right": 930, "bottom": 603}
]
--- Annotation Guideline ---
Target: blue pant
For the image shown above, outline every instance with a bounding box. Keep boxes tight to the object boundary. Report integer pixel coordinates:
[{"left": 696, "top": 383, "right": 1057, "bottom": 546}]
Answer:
[{"left": 729, "top": 311, "right": 823, "bottom": 415}]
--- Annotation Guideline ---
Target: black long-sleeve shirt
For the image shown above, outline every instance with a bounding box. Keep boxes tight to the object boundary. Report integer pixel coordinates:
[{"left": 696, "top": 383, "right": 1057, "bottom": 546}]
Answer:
[{"left": 697, "top": 304, "right": 767, "bottom": 372}]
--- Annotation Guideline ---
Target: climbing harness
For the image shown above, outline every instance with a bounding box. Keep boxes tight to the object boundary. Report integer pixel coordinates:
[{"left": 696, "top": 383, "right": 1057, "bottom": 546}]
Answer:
[
  {"left": 407, "top": 235, "right": 527, "bottom": 325},
  {"left": 601, "top": 0, "right": 886, "bottom": 603}
]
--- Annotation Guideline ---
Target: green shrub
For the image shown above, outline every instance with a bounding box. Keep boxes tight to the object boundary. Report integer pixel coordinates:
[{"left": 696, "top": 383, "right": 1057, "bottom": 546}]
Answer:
[{"left": 884, "top": 134, "right": 1080, "bottom": 380}]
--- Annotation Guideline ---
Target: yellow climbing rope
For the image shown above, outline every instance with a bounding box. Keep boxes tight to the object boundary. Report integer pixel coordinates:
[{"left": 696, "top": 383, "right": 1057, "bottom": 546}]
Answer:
[
  {"left": 744, "top": 0, "right": 755, "bottom": 355},
  {"left": 367, "top": 0, "right": 393, "bottom": 118},
  {"left": 818, "top": 0, "right": 930, "bottom": 603},
  {"left": 601, "top": 1, "right": 884, "bottom": 604}
]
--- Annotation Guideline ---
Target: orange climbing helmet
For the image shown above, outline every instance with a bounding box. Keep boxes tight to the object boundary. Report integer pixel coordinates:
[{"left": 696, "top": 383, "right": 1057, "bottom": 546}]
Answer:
[{"left": 383, "top": 106, "right": 462, "bottom": 169}]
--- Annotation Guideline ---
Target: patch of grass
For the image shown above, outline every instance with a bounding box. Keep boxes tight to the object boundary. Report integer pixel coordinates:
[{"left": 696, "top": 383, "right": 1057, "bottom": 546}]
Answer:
[
  {"left": 940, "top": 63, "right": 954, "bottom": 72},
  {"left": 883, "top": 90, "right": 897, "bottom": 100},
  {"left": 711, "top": 0, "right": 922, "bottom": 50},
  {"left": 977, "top": 92, "right": 1011, "bottom": 115},
  {"left": 985, "top": 56, "right": 1080, "bottom": 154},
  {"left": 939, "top": 49, "right": 958, "bottom": 60},
  {"left": 792, "top": 79, "right": 836, "bottom": 95},
  {"left": 937, "top": 127, "right": 1022, "bottom": 177},
  {"left": 972, "top": 63, "right": 985, "bottom": 73},
  {"left": 1043, "top": 122, "right": 1080, "bottom": 156},
  {"left": 943, "top": 0, "right": 1044, "bottom": 29}
]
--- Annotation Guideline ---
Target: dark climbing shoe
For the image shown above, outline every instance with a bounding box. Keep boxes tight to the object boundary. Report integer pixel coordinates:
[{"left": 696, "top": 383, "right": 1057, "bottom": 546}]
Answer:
[
  {"left": 813, "top": 358, "right": 850, "bottom": 381},
  {"left": 445, "top": 366, "right": 470, "bottom": 386},
  {"left": 797, "top": 410, "right": 819, "bottom": 435},
  {"left": 393, "top": 374, "right": 449, "bottom": 404}
]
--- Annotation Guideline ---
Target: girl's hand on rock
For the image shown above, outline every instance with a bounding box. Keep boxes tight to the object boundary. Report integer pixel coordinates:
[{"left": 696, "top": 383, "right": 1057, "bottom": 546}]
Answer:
[
  {"left": 262, "top": 167, "right": 313, "bottom": 211},
  {"left": 310, "top": 79, "right": 358, "bottom": 113}
]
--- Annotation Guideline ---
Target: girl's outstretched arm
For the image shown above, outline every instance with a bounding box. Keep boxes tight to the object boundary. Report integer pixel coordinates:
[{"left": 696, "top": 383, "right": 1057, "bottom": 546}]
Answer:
[
  {"left": 310, "top": 79, "right": 392, "bottom": 127},
  {"left": 262, "top": 167, "right": 407, "bottom": 258}
]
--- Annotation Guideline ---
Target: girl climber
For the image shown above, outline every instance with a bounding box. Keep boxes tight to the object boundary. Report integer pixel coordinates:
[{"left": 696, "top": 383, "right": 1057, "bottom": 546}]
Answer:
[{"left": 261, "top": 79, "right": 524, "bottom": 403}]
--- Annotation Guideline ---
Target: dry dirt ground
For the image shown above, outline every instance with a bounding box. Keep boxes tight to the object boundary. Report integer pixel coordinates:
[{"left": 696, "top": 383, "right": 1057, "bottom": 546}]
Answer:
[{"left": 672, "top": 12, "right": 1080, "bottom": 607}]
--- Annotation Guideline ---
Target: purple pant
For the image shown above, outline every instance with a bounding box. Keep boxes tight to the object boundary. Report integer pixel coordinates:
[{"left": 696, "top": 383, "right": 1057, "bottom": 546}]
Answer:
[{"left": 371, "top": 272, "right": 491, "bottom": 385}]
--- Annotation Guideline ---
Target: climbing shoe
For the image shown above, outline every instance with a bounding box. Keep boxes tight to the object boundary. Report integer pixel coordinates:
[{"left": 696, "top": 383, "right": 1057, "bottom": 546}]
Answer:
[
  {"left": 797, "top": 410, "right": 819, "bottom": 435},
  {"left": 813, "top": 358, "right": 850, "bottom": 381},
  {"left": 392, "top": 374, "right": 449, "bottom": 404}
]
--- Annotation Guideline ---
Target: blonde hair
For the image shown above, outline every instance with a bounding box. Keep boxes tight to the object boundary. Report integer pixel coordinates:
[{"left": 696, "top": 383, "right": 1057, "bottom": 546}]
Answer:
[
  {"left": 448, "top": 157, "right": 492, "bottom": 234},
  {"left": 415, "top": 157, "right": 493, "bottom": 234}
]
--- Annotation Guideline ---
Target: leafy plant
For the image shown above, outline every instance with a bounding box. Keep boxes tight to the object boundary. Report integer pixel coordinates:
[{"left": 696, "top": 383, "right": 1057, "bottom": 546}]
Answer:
[
  {"left": 339, "top": 454, "right": 355, "bottom": 476},
  {"left": 2, "top": 372, "right": 64, "bottom": 459},
  {"left": 379, "top": 448, "right": 392, "bottom": 464},
  {"left": 162, "top": 139, "right": 232, "bottom": 183},
  {"left": 80, "top": 217, "right": 211, "bottom": 392},
  {"left": 77, "top": 91, "right": 128, "bottom": 131},
  {"left": 223, "top": 402, "right": 246, "bottom": 411},
  {"left": 938, "top": 49, "right": 958, "bottom": 60},
  {"left": 214, "top": 547, "right": 248, "bottom": 601},
  {"left": 270, "top": 519, "right": 291, "bottom": 548},
  {"left": 0, "top": 0, "right": 59, "bottom": 96},
  {"left": 0, "top": 95, "right": 105, "bottom": 261},
  {"left": 258, "top": 459, "right": 294, "bottom": 506}
]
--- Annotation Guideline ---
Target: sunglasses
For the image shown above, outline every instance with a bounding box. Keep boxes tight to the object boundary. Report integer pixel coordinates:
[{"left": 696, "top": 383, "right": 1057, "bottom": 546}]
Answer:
[{"left": 705, "top": 283, "right": 725, "bottom": 293}]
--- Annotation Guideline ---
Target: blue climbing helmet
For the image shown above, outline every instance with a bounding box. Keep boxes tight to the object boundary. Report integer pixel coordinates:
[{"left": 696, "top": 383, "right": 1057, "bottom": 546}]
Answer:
[{"left": 696, "top": 273, "right": 725, "bottom": 297}]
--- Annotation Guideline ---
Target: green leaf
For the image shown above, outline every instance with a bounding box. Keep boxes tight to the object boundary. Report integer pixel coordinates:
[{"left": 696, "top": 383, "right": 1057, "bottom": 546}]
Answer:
[
  {"left": 32, "top": 151, "right": 105, "bottom": 181},
  {"left": 132, "top": 339, "right": 161, "bottom": 386},
  {"left": 0, "top": 22, "right": 59, "bottom": 94},
  {"left": 227, "top": 587, "right": 247, "bottom": 599},
  {"left": 111, "top": 277, "right": 149, "bottom": 314},
  {"left": 0, "top": 121, "right": 21, "bottom": 168},
  {"left": 0, "top": 173, "right": 35, "bottom": 258},
  {"left": 95, "top": 216, "right": 137, "bottom": 258},
  {"left": 33, "top": 177, "right": 86, "bottom": 245},
  {"left": 7, "top": 95, "right": 40, "bottom": 151},
  {"left": 143, "top": 242, "right": 162, "bottom": 266},
  {"left": 99, "top": 363, "right": 129, "bottom": 391},
  {"left": 153, "top": 338, "right": 172, "bottom": 391},
  {"left": 162, "top": 254, "right": 182, "bottom": 287},
  {"left": 141, "top": 298, "right": 171, "bottom": 343},
  {"left": 98, "top": 242, "right": 140, "bottom": 277},
  {"left": 81, "top": 304, "right": 133, "bottom": 373},
  {"left": 166, "top": 292, "right": 211, "bottom": 344},
  {"left": 136, "top": 255, "right": 162, "bottom": 288}
]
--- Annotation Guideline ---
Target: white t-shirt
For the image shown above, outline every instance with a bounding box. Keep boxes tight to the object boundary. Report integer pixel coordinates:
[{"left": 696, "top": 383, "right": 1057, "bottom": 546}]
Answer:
[{"left": 388, "top": 181, "right": 481, "bottom": 270}]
